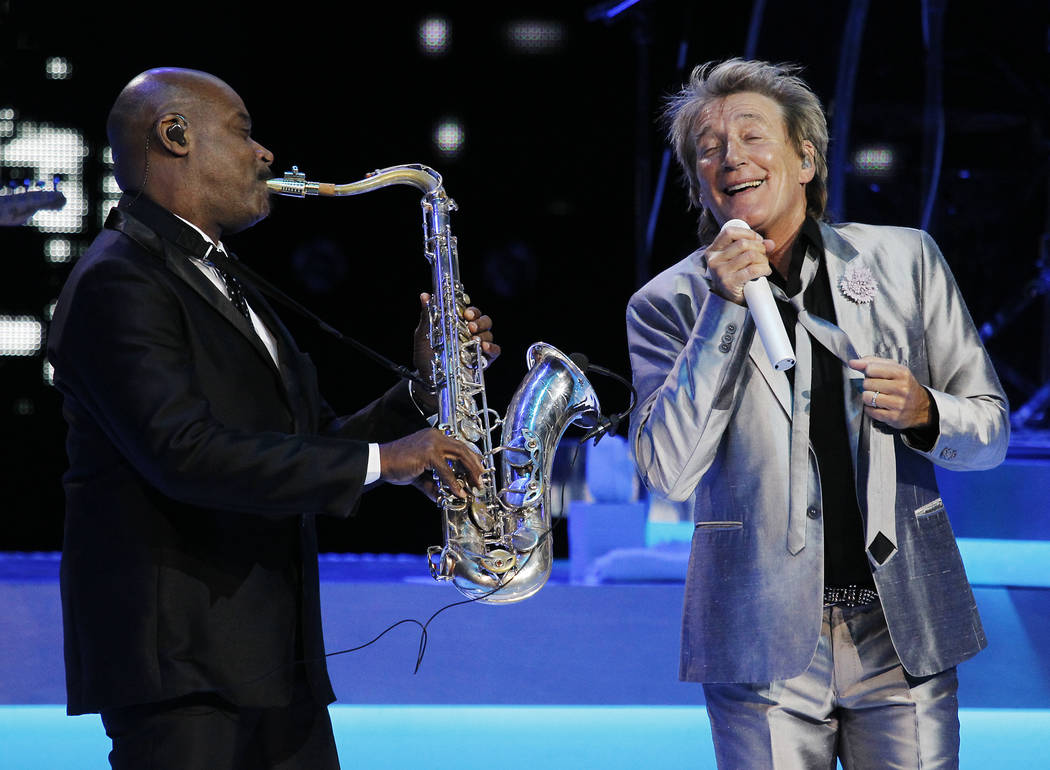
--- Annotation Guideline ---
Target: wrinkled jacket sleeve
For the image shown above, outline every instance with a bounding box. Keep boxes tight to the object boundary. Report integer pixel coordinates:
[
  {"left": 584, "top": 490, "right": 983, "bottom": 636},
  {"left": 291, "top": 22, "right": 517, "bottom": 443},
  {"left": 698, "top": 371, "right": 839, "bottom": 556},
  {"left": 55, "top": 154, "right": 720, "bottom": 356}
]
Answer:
[
  {"left": 627, "top": 257, "right": 753, "bottom": 501},
  {"left": 905, "top": 229, "right": 1009, "bottom": 470}
]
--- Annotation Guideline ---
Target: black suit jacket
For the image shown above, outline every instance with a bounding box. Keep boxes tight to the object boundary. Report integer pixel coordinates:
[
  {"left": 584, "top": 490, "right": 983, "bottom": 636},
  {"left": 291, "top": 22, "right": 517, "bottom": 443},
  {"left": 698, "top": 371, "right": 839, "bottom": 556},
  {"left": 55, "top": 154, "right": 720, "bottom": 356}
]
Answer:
[{"left": 47, "top": 195, "right": 425, "bottom": 715}]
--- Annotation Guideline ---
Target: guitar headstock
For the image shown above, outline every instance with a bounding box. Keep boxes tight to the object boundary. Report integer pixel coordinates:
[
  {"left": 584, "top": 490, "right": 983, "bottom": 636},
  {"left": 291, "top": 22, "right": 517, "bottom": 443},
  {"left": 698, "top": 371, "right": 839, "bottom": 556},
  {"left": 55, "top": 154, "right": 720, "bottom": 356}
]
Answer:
[{"left": 0, "top": 177, "right": 67, "bottom": 227}]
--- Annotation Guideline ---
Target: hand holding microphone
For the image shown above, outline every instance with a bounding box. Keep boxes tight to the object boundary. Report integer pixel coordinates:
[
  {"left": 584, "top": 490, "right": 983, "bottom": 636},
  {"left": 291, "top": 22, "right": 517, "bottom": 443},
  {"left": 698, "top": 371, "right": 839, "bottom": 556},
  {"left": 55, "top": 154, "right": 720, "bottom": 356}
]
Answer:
[{"left": 716, "top": 219, "right": 795, "bottom": 371}]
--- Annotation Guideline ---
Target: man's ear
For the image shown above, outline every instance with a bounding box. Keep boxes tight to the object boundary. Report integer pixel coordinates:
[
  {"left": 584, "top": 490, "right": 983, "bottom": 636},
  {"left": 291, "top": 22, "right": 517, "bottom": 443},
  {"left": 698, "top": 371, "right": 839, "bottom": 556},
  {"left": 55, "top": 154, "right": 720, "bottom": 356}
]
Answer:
[
  {"left": 156, "top": 113, "right": 189, "bottom": 156},
  {"left": 799, "top": 140, "right": 816, "bottom": 184}
]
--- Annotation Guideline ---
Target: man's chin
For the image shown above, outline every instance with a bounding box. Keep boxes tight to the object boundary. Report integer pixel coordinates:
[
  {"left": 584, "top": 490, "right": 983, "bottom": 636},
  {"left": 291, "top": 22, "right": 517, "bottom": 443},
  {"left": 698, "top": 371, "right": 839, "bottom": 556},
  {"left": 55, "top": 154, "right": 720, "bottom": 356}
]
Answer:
[{"left": 223, "top": 206, "right": 270, "bottom": 236}]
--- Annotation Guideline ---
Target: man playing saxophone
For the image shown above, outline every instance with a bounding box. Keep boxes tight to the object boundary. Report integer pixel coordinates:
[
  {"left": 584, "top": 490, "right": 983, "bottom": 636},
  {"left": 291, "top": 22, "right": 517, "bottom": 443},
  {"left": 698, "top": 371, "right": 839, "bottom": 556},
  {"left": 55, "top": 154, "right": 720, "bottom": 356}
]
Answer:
[{"left": 47, "top": 67, "right": 499, "bottom": 770}]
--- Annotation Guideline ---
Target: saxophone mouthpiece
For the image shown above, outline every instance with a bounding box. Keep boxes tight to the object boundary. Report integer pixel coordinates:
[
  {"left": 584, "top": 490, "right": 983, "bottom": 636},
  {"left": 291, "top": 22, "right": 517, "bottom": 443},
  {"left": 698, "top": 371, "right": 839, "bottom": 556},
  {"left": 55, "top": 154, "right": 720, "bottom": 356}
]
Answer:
[{"left": 267, "top": 166, "right": 331, "bottom": 197}]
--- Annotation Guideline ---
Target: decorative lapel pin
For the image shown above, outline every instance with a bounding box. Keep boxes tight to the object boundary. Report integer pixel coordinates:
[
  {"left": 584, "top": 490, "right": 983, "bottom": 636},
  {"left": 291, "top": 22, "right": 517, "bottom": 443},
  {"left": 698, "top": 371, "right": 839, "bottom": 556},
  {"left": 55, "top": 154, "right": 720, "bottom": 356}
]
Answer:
[{"left": 839, "top": 264, "right": 878, "bottom": 304}]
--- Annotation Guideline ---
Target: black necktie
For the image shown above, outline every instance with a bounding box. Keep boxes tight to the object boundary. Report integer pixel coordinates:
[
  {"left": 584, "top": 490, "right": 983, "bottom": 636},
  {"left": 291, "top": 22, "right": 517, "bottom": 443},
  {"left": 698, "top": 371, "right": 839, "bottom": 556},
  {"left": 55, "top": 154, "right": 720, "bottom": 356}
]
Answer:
[{"left": 206, "top": 247, "right": 251, "bottom": 319}]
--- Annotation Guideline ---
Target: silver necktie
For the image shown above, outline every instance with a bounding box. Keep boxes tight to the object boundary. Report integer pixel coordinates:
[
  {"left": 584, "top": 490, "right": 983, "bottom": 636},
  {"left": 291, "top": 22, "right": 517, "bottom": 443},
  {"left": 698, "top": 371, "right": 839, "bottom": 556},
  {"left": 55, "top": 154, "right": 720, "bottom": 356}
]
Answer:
[{"left": 770, "top": 257, "right": 898, "bottom": 566}]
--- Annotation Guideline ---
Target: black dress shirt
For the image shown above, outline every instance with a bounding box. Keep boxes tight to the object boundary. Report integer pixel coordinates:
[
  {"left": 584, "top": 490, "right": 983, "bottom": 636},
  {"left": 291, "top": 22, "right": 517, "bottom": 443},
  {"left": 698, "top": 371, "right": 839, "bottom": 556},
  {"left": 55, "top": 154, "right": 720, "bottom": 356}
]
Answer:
[{"left": 767, "top": 217, "right": 875, "bottom": 590}]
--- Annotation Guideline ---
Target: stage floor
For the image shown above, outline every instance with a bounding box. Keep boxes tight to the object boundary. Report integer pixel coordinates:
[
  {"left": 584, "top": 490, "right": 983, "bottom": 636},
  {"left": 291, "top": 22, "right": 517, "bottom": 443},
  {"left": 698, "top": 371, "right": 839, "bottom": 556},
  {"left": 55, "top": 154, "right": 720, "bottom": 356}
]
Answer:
[
  {"left": 5, "top": 431, "right": 1050, "bottom": 768},
  {"left": 2, "top": 705, "right": 1048, "bottom": 769}
]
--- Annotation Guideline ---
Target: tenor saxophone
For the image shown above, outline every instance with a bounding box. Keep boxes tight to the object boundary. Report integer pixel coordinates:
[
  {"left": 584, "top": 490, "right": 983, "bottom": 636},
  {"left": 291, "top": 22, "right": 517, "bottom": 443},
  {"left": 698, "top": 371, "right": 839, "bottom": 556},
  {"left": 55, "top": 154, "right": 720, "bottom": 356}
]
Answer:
[{"left": 268, "top": 165, "right": 601, "bottom": 603}]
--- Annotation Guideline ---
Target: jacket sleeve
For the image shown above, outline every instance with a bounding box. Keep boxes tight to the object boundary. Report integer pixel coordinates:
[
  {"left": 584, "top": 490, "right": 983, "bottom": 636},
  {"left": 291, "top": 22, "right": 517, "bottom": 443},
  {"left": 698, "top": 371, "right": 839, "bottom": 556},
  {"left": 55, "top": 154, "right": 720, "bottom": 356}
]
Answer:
[
  {"left": 627, "top": 267, "right": 753, "bottom": 501},
  {"left": 319, "top": 380, "right": 429, "bottom": 444},
  {"left": 51, "top": 254, "right": 381, "bottom": 518},
  {"left": 907, "top": 230, "right": 1009, "bottom": 470}
]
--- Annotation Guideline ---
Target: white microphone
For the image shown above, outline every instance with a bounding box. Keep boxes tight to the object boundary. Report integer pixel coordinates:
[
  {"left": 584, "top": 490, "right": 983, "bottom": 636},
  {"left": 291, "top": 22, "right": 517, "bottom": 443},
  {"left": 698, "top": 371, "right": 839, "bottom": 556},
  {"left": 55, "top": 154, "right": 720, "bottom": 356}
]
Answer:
[{"left": 722, "top": 219, "right": 795, "bottom": 371}]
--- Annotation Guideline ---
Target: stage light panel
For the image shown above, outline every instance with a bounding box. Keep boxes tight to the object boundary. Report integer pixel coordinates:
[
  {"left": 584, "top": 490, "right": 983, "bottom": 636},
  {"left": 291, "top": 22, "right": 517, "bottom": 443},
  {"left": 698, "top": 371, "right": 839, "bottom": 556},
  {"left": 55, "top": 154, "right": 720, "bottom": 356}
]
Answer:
[
  {"left": 0, "top": 121, "right": 87, "bottom": 233},
  {"left": 44, "top": 238, "right": 72, "bottom": 264},
  {"left": 0, "top": 316, "right": 44, "bottom": 357},
  {"left": 852, "top": 146, "right": 895, "bottom": 175},
  {"left": 418, "top": 16, "right": 451, "bottom": 55},
  {"left": 0, "top": 108, "right": 14, "bottom": 139},
  {"left": 97, "top": 199, "right": 119, "bottom": 226},
  {"left": 100, "top": 150, "right": 121, "bottom": 226},
  {"left": 434, "top": 118, "right": 465, "bottom": 157},
  {"left": 45, "top": 57, "right": 72, "bottom": 80},
  {"left": 505, "top": 20, "right": 565, "bottom": 53}
]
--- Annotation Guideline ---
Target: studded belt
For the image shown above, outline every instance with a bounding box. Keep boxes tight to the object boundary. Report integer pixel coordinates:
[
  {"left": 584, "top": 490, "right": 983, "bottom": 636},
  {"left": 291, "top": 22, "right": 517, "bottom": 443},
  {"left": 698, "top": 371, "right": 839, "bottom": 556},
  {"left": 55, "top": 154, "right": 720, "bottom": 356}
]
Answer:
[{"left": 823, "top": 585, "right": 879, "bottom": 608}]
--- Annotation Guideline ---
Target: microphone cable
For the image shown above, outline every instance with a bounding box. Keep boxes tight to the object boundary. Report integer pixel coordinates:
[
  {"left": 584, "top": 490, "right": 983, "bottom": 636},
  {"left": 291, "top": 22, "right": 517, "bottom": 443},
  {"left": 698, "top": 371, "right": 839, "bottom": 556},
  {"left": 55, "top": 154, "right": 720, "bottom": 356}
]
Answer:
[
  {"left": 207, "top": 248, "right": 433, "bottom": 392},
  {"left": 568, "top": 352, "right": 637, "bottom": 445},
  {"left": 224, "top": 441, "right": 586, "bottom": 695}
]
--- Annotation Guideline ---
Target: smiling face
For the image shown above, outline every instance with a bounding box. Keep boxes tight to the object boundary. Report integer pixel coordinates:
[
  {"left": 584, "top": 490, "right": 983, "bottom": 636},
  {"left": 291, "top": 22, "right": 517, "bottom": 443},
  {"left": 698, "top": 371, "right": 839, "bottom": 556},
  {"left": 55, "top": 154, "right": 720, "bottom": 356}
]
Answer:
[{"left": 693, "top": 91, "right": 814, "bottom": 249}]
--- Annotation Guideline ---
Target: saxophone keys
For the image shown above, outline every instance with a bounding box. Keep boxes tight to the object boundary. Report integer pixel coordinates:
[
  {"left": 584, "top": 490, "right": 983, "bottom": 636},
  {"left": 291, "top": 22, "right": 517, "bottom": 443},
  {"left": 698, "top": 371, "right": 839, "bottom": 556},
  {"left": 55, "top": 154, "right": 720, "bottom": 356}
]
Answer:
[
  {"left": 510, "top": 527, "right": 540, "bottom": 552},
  {"left": 501, "top": 476, "right": 542, "bottom": 508},
  {"left": 501, "top": 434, "right": 539, "bottom": 468},
  {"left": 458, "top": 416, "right": 482, "bottom": 443},
  {"left": 481, "top": 549, "right": 515, "bottom": 574},
  {"left": 470, "top": 496, "right": 496, "bottom": 530}
]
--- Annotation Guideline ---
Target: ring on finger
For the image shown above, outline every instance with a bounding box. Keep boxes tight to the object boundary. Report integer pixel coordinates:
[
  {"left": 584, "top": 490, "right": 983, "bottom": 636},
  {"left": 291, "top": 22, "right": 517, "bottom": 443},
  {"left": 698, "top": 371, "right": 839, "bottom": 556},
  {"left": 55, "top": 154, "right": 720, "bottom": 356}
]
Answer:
[{"left": 870, "top": 390, "right": 880, "bottom": 408}]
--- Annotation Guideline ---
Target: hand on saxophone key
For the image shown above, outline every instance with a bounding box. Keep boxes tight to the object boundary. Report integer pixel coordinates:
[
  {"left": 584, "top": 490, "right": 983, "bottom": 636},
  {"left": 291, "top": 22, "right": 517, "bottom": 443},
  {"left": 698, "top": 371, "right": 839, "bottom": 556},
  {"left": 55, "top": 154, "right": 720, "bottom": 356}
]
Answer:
[
  {"left": 412, "top": 292, "right": 501, "bottom": 397},
  {"left": 463, "top": 303, "right": 500, "bottom": 364},
  {"left": 379, "top": 427, "right": 485, "bottom": 498}
]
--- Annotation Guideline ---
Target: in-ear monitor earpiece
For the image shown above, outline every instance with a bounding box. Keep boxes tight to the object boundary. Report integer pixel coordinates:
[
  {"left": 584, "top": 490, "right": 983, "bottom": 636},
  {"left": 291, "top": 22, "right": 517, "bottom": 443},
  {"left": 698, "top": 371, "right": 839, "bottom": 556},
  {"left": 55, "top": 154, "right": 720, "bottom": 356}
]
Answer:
[{"left": 166, "top": 121, "right": 186, "bottom": 146}]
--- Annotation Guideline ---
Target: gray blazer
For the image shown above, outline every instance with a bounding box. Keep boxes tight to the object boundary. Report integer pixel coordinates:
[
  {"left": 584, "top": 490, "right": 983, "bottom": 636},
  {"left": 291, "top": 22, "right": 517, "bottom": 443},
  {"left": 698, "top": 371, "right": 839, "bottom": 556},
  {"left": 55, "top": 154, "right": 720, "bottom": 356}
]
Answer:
[{"left": 627, "top": 221, "right": 1008, "bottom": 683}]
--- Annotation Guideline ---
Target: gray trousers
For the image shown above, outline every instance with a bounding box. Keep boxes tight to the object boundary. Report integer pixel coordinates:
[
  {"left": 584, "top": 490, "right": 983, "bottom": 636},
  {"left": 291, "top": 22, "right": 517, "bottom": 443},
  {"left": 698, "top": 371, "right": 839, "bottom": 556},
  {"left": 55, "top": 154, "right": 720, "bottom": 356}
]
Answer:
[{"left": 703, "top": 602, "right": 960, "bottom": 769}]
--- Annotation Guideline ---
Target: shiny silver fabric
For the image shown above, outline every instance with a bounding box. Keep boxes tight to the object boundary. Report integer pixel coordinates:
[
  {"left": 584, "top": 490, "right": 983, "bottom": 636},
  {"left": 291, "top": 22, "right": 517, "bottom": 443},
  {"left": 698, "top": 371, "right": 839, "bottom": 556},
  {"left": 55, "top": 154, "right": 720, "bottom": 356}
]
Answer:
[
  {"left": 703, "top": 602, "right": 960, "bottom": 769},
  {"left": 268, "top": 166, "right": 601, "bottom": 603},
  {"left": 627, "top": 222, "right": 1008, "bottom": 682}
]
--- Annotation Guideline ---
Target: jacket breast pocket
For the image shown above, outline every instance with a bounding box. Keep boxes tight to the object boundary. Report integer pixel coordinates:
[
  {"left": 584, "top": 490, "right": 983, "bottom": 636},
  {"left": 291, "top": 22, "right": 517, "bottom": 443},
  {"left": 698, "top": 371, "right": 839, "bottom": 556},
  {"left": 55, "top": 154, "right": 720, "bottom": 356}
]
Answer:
[
  {"left": 913, "top": 497, "right": 953, "bottom": 539},
  {"left": 914, "top": 498, "right": 945, "bottom": 519}
]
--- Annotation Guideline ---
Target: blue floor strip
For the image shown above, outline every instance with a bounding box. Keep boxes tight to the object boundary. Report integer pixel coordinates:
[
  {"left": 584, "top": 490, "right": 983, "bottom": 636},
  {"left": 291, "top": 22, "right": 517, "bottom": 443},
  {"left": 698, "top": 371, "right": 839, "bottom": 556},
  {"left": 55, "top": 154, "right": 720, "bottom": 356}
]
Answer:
[{"left": 2, "top": 705, "right": 1048, "bottom": 769}]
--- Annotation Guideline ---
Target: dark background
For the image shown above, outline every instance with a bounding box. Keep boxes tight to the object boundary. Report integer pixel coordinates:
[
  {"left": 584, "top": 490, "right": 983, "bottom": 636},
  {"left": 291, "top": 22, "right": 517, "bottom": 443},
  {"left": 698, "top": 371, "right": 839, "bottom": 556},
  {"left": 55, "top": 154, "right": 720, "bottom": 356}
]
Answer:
[{"left": 1, "top": 0, "right": 1048, "bottom": 555}]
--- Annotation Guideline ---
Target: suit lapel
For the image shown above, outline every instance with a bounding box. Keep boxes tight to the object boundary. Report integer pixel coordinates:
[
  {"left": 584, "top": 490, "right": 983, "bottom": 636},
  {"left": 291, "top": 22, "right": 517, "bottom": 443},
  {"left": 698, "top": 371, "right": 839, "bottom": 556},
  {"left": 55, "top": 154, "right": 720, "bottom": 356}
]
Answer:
[
  {"left": 238, "top": 279, "right": 321, "bottom": 432},
  {"left": 109, "top": 198, "right": 317, "bottom": 430},
  {"left": 749, "top": 333, "right": 791, "bottom": 416},
  {"left": 162, "top": 249, "right": 280, "bottom": 374}
]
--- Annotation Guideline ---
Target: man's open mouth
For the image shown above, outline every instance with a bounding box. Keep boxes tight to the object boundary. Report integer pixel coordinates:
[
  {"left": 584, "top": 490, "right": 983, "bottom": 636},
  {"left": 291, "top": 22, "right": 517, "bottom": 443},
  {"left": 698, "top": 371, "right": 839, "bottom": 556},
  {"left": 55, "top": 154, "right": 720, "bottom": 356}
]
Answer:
[{"left": 725, "top": 179, "right": 765, "bottom": 195}]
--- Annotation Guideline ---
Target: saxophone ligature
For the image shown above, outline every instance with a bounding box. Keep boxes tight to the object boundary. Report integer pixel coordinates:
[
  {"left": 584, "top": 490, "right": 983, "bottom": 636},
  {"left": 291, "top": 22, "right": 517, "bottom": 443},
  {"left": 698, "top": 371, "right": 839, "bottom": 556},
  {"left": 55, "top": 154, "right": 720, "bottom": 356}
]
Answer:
[{"left": 268, "top": 164, "right": 601, "bottom": 603}]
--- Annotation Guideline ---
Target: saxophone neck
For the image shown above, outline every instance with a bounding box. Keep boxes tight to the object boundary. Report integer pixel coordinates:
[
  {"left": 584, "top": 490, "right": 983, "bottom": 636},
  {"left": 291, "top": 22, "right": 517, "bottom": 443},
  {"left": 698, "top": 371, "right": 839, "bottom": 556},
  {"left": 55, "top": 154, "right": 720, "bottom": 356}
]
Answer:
[{"left": 266, "top": 164, "right": 443, "bottom": 198}]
